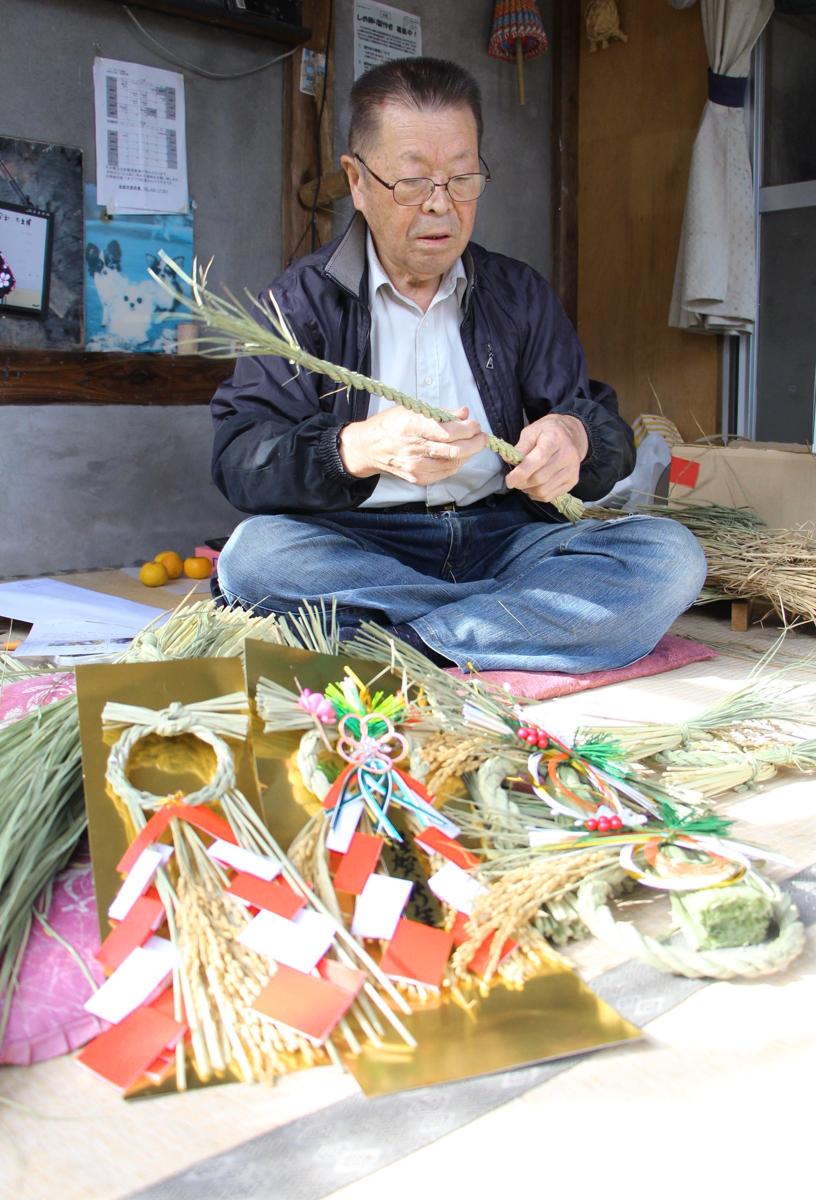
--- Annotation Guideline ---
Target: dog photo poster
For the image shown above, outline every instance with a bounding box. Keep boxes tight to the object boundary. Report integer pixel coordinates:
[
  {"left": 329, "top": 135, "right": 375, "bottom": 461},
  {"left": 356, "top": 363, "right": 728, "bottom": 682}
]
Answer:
[{"left": 84, "top": 185, "right": 193, "bottom": 353}]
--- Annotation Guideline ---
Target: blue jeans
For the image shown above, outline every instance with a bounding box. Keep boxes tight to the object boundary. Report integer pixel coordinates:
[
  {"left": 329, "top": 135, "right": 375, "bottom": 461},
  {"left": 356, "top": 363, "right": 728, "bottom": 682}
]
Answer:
[{"left": 216, "top": 495, "right": 707, "bottom": 673}]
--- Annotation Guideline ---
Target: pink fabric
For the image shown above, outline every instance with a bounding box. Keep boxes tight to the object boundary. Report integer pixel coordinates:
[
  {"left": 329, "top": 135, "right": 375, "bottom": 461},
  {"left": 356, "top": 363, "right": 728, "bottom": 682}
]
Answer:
[
  {"left": 0, "top": 669, "right": 102, "bottom": 1066},
  {"left": 0, "top": 671, "right": 76, "bottom": 724},
  {"left": 448, "top": 634, "right": 716, "bottom": 700},
  {"left": 0, "top": 856, "right": 105, "bottom": 1066}
]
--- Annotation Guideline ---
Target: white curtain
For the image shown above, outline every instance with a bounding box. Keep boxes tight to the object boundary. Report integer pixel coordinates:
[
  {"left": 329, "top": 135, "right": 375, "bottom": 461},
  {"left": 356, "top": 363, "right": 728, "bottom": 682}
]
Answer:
[{"left": 669, "top": 0, "right": 773, "bottom": 334}]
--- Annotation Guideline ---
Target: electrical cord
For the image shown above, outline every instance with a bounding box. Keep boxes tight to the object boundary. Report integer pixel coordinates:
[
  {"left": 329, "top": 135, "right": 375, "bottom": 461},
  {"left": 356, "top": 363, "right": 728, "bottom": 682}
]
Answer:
[{"left": 122, "top": 4, "right": 298, "bottom": 80}]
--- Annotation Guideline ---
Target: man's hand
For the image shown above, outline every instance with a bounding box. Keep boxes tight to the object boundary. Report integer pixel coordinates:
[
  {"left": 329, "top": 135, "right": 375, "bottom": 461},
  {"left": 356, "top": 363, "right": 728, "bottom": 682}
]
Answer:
[
  {"left": 505, "top": 413, "right": 589, "bottom": 502},
  {"left": 339, "top": 406, "right": 488, "bottom": 484}
]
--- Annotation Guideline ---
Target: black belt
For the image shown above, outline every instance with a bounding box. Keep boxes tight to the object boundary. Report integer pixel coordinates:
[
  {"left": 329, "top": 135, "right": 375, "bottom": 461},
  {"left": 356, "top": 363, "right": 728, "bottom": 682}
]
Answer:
[{"left": 366, "top": 492, "right": 511, "bottom": 516}]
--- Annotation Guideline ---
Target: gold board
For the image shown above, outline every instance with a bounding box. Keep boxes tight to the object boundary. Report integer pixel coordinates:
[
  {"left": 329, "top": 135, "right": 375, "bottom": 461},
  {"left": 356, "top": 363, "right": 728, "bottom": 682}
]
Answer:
[
  {"left": 244, "top": 640, "right": 642, "bottom": 1094},
  {"left": 75, "top": 657, "right": 261, "bottom": 943}
]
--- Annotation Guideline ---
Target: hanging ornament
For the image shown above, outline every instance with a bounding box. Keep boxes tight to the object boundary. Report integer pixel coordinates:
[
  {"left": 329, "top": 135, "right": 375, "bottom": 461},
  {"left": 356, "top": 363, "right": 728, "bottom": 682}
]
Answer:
[{"left": 488, "top": 2, "right": 548, "bottom": 107}]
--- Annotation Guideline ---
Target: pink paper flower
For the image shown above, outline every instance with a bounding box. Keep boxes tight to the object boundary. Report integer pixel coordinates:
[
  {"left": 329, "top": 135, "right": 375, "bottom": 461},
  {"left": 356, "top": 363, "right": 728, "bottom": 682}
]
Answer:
[{"left": 297, "top": 688, "right": 337, "bottom": 725}]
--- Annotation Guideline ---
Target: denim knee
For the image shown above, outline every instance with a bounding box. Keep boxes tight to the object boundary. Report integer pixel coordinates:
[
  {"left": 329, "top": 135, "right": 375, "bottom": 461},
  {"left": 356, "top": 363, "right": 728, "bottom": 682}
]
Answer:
[{"left": 640, "top": 517, "right": 707, "bottom": 609}]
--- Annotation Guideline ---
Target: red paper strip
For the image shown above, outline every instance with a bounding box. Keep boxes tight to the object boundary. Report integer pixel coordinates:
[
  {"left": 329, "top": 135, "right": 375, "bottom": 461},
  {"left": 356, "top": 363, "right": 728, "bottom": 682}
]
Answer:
[
  {"left": 116, "top": 804, "right": 237, "bottom": 876},
  {"left": 116, "top": 810, "right": 173, "bottom": 875},
  {"left": 332, "top": 833, "right": 384, "bottom": 895},
  {"left": 380, "top": 918, "right": 453, "bottom": 989},
  {"left": 252, "top": 962, "right": 359, "bottom": 1043},
  {"left": 414, "top": 826, "right": 478, "bottom": 870},
  {"left": 95, "top": 892, "right": 165, "bottom": 972},
  {"left": 669, "top": 456, "right": 701, "bottom": 488},
  {"left": 76, "top": 1007, "right": 184, "bottom": 1092},
  {"left": 167, "top": 804, "right": 237, "bottom": 845},
  {"left": 317, "top": 957, "right": 365, "bottom": 997},
  {"left": 227, "top": 873, "right": 306, "bottom": 919},
  {"left": 451, "top": 913, "right": 517, "bottom": 977}
]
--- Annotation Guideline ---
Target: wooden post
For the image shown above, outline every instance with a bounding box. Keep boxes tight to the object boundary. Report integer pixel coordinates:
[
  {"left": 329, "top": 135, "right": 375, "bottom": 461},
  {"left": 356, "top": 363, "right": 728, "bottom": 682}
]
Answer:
[
  {"left": 282, "top": 0, "right": 335, "bottom": 265},
  {"left": 550, "top": 0, "right": 580, "bottom": 325}
]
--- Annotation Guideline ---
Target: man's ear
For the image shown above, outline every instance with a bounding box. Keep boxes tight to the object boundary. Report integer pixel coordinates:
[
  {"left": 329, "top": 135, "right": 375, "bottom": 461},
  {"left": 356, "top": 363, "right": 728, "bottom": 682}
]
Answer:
[{"left": 340, "top": 154, "right": 365, "bottom": 212}]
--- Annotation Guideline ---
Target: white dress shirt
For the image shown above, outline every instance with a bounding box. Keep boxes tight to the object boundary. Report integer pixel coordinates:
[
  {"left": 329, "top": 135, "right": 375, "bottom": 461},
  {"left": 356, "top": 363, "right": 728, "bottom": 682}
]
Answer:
[{"left": 360, "top": 232, "right": 505, "bottom": 508}]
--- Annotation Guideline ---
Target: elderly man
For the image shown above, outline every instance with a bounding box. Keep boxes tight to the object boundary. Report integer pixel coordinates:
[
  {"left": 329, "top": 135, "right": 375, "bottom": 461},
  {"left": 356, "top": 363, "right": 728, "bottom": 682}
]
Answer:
[{"left": 211, "top": 57, "right": 705, "bottom": 672}]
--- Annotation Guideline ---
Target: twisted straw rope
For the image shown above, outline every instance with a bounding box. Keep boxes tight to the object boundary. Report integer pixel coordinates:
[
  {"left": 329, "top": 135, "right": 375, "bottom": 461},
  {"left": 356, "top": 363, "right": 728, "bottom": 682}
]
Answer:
[
  {"left": 152, "top": 252, "right": 585, "bottom": 523},
  {"left": 576, "top": 875, "right": 805, "bottom": 980}
]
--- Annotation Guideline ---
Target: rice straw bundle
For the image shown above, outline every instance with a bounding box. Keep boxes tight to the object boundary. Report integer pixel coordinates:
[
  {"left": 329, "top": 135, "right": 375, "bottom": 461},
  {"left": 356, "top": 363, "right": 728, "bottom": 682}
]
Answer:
[
  {"left": 658, "top": 736, "right": 816, "bottom": 801},
  {"left": 591, "top": 500, "right": 816, "bottom": 625},
  {"left": 576, "top": 649, "right": 816, "bottom": 761},
  {"left": 150, "top": 252, "right": 583, "bottom": 523}
]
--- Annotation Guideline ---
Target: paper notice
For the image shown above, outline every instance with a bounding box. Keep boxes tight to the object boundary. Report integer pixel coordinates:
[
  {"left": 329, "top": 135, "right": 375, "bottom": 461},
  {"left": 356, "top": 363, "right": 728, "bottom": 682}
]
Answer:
[
  {"left": 93, "top": 57, "right": 188, "bottom": 213},
  {"left": 354, "top": 1, "right": 421, "bottom": 80}
]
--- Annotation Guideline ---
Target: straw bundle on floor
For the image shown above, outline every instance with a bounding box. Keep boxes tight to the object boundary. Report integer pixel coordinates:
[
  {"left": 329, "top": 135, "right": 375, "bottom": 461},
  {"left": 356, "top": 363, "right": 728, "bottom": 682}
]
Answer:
[{"left": 591, "top": 500, "right": 816, "bottom": 625}]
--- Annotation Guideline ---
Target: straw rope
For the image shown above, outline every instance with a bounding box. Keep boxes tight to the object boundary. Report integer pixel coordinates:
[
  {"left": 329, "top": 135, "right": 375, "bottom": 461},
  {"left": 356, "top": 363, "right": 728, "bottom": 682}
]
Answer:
[
  {"left": 103, "top": 696, "right": 248, "bottom": 813},
  {"left": 576, "top": 875, "right": 805, "bottom": 979},
  {"left": 151, "top": 252, "right": 585, "bottom": 523}
]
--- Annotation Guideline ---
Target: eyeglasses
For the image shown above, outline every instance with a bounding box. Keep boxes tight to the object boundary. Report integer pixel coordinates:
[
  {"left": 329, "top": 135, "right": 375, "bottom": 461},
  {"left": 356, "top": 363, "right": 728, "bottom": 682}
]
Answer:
[{"left": 354, "top": 153, "right": 491, "bottom": 206}]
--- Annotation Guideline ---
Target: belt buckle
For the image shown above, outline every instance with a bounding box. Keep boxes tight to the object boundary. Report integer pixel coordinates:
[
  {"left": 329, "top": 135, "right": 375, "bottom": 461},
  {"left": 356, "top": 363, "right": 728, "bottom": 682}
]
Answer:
[{"left": 434, "top": 501, "right": 458, "bottom": 514}]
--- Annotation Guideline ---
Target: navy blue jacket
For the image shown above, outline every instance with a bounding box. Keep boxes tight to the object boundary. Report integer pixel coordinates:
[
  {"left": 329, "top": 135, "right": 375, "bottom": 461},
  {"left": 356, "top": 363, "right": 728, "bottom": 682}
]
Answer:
[{"left": 211, "top": 215, "right": 635, "bottom": 520}]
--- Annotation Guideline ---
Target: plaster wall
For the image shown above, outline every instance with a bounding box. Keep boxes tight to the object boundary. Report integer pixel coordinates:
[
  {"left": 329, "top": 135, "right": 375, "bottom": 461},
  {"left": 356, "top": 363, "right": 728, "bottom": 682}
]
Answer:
[{"left": 0, "top": 0, "right": 284, "bottom": 577}]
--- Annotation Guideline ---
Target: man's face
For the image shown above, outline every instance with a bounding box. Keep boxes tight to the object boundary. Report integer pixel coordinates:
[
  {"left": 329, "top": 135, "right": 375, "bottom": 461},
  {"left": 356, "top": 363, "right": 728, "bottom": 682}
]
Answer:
[{"left": 342, "top": 102, "right": 481, "bottom": 285}]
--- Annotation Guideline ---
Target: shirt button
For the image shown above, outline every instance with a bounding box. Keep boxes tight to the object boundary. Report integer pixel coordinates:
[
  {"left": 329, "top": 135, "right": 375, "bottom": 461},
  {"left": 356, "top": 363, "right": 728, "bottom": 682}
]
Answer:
[{"left": 423, "top": 376, "right": 433, "bottom": 386}]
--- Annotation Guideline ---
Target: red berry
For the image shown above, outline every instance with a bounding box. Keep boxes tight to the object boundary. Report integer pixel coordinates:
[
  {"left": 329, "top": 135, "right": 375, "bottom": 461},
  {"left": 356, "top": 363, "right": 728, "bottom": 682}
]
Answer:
[
  {"left": 597, "top": 818, "right": 611, "bottom": 833},
  {"left": 525, "top": 732, "right": 538, "bottom": 744},
  {"left": 609, "top": 816, "right": 623, "bottom": 830},
  {"left": 537, "top": 735, "right": 548, "bottom": 747},
  {"left": 517, "top": 727, "right": 530, "bottom": 739},
  {"left": 585, "top": 819, "right": 599, "bottom": 832}
]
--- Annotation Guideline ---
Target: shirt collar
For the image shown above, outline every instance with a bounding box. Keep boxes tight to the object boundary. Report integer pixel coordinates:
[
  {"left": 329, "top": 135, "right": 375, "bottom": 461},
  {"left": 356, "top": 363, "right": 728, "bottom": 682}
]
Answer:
[{"left": 366, "top": 230, "right": 466, "bottom": 310}]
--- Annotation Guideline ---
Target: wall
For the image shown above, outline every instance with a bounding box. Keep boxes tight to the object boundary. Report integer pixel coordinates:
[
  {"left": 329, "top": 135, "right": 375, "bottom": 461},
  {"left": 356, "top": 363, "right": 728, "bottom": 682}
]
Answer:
[
  {"left": 331, "top": 0, "right": 554, "bottom": 277},
  {"left": 1, "top": 0, "right": 287, "bottom": 577},
  {"left": 576, "top": 0, "right": 720, "bottom": 438},
  {"left": 1, "top": 0, "right": 556, "bottom": 578}
]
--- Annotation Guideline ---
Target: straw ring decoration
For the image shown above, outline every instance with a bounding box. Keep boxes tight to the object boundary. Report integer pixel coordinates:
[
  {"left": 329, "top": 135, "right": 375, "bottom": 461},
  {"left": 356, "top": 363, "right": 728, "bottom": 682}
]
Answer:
[
  {"left": 149, "top": 251, "right": 585, "bottom": 524},
  {"left": 575, "top": 873, "right": 805, "bottom": 980},
  {"left": 104, "top": 697, "right": 246, "bottom": 814}
]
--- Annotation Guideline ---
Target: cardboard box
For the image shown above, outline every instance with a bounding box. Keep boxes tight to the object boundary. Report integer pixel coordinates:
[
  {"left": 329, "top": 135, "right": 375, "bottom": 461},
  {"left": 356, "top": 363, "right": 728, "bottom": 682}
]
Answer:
[{"left": 669, "top": 441, "right": 816, "bottom": 529}]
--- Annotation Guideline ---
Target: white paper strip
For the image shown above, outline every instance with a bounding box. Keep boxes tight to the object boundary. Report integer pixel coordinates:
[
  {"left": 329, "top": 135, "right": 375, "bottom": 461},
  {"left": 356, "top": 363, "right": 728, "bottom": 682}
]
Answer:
[
  {"left": 351, "top": 874, "right": 413, "bottom": 941},
  {"left": 527, "top": 829, "right": 582, "bottom": 847},
  {"left": 325, "top": 798, "right": 365, "bottom": 853},
  {"left": 84, "top": 936, "right": 177, "bottom": 1023},
  {"left": 427, "top": 861, "right": 486, "bottom": 916},
  {"left": 206, "top": 839, "right": 281, "bottom": 882},
  {"left": 240, "top": 909, "right": 335, "bottom": 974},
  {"left": 108, "top": 845, "right": 173, "bottom": 921}
]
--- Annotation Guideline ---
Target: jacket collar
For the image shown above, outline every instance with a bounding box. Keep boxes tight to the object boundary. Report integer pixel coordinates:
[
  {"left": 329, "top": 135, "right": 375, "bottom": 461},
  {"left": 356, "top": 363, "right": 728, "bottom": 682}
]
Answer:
[{"left": 324, "top": 212, "right": 476, "bottom": 310}]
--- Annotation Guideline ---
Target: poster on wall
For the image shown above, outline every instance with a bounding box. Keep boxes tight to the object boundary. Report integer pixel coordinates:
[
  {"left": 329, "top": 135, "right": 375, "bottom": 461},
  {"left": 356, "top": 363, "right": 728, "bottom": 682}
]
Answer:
[
  {"left": 0, "top": 136, "right": 83, "bottom": 350},
  {"left": 93, "top": 57, "right": 188, "bottom": 215},
  {"left": 84, "top": 184, "right": 193, "bottom": 353},
  {"left": 354, "top": 1, "right": 421, "bottom": 79}
]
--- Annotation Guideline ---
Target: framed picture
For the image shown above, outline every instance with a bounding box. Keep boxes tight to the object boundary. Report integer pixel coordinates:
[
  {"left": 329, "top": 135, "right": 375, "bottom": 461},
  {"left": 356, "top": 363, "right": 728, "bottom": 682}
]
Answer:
[{"left": 0, "top": 200, "right": 54, "bottom": 319}]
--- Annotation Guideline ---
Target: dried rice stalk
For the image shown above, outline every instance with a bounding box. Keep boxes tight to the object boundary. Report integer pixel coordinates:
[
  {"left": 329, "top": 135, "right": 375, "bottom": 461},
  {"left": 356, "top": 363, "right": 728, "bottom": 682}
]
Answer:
[{"left": 451, "top": 848, "right": 616, "bottom": 983}]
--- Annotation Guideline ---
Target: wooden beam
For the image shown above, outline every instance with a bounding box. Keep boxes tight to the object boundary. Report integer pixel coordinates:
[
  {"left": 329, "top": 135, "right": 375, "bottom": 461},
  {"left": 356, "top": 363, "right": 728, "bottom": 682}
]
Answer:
[
  {"left": 0, "top": 350, "right": 235, "bottom": 406},
  {"left": 550, "top": 0, "right": 581, "bottom": 325},
  {"left": 282, "top": 0, "right": 335, "bottom": 265}
]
